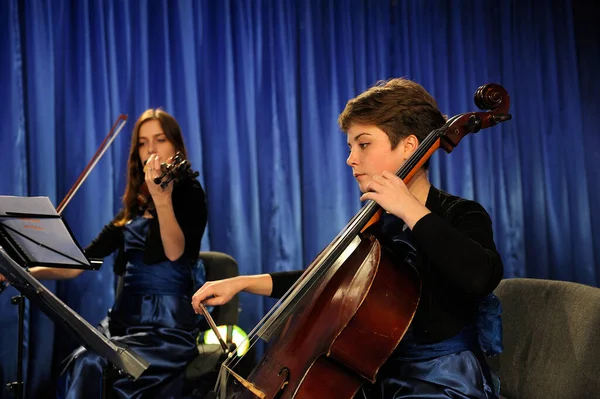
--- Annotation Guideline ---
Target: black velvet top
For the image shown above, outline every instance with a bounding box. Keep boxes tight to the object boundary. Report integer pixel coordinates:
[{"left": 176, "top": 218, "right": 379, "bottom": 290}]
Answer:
[
  {"left": 84, "top": 178, "right": 208, "bottom": 275},
  {"left": 269, "top": 185, "right": 504, "bottom": 344}
]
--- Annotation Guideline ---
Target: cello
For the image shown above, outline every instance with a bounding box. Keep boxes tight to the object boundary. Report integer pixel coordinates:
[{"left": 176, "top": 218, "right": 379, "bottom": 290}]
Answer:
[{"left": 208, "top": 83, "right": 512, "bottom": 399}]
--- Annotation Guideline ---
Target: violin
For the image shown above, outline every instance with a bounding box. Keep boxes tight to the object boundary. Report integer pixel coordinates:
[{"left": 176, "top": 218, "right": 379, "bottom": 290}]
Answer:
[{"left": 136, "top": 152, "right": 200, "bottom": 214}]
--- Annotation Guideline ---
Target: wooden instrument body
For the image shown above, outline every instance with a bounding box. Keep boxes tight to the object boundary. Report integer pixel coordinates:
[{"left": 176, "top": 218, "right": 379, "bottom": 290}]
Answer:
[{"left": 238, "top": 234, "right": 421, "bottom": 399}]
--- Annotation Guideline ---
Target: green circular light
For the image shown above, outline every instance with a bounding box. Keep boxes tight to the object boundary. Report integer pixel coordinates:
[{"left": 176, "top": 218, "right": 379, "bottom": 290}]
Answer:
[{"left": 203, "top": 325, "right": 249, "bottom": 357}]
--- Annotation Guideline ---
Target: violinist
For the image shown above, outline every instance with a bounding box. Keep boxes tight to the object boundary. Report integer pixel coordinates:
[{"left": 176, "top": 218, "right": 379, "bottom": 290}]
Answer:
[
  {"left": 192, "top": 78, "right": 504, "bottom": 399},
  {"left": 0, "top": 108, "right": 208, "bottom": 398}
]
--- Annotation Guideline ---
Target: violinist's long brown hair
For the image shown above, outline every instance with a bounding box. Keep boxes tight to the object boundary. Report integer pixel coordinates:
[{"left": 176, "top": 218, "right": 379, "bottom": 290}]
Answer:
[{"left": 114, "top": 109, "right": 188, "bottom": 226}]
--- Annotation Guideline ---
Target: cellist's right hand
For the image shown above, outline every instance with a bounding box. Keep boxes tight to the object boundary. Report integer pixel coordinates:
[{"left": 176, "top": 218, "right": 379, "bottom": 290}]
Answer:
[
  {"left": 191, "top": 278, "right": 243, "bottom": 312},
  {"left": 191, "top": 274, "right": 274, "bottom": 314},
  {"left": 0, "top": 273, "right": 6, "bottom": 283}
]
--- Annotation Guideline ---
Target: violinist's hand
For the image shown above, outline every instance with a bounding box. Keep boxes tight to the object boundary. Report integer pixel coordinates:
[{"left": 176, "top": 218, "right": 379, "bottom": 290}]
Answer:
[
  {"left": 0, "top": 273, "right": 6, "bottom": 283},
  {"left": 191, "top": 277, "right": 245, "bottom": 313},
  {"left": 145, "top": 154, "right": 174, "bottom": 205},
  {"left": 360, "top": 171, "right": 430, "bottom": 229}
]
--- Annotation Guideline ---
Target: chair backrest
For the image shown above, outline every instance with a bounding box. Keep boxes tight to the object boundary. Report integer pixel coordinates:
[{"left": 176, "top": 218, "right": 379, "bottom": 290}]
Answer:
[
  {"left": 492, "top": 278, "right": 600, "bottom": 399},
  {"left": 199, "top": 251, "right": 239, "bottom": 326}
]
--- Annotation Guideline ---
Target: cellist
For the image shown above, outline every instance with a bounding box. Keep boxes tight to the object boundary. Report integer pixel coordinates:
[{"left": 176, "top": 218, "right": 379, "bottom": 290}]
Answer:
[{"left": 192, "top": 78, "right": 504, "bottom": 399}]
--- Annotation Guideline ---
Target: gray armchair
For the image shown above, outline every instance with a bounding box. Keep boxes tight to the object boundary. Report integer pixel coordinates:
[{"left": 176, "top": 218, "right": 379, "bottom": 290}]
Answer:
[{"left": 491, "top": 278, "right": 600, "bottom": 399}]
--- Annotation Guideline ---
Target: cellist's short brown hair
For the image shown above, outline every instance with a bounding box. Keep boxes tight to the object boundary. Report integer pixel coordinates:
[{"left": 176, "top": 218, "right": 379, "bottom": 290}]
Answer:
[{"left": 338, "top": 78, "right": 446, "bottom": 152}]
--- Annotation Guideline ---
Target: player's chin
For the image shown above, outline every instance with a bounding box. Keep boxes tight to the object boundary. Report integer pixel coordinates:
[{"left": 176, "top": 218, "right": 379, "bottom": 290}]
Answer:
[{"left": 358, "top": 185, "right": 369, "bottom": 195}]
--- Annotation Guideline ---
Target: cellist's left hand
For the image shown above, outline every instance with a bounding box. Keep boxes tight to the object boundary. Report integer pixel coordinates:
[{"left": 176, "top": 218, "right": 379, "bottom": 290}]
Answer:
[
  {"left": 145, "top": 154, "right": 174, "bottom": 205},
  {"left": 360, "top": 171, "right": 430, "bottom": 229}
]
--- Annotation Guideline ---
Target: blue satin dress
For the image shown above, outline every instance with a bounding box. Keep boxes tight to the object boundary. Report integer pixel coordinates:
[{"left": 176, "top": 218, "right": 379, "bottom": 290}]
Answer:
[
  {"left": 58, "top": 216, "right": 206, "bottom": 399},
  {"left": 356, "top": 213, "right": 502, "bottom": 399},
  {"left": 357, "top": 324, "right": 500, "bottom": 399}
]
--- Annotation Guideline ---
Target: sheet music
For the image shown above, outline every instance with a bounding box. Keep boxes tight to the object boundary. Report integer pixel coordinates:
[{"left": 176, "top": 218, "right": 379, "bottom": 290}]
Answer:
[
  {"left": 0, "top": 196, "right": 92, "bottom": 268},
  {"left": 0, "top": 196, "right": 57, "bottom": 216}
]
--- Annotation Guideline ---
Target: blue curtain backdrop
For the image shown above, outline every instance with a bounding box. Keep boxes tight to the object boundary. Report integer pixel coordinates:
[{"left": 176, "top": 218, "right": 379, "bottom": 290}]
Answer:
[{"left": 0, "top": 0, "right": 598, "bottom": 397}]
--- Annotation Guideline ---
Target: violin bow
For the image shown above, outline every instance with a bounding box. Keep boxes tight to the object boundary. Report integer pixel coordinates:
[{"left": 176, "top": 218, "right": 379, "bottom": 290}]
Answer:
[{"left": 56, "top": 114, "right": 128, "bottom": 215}]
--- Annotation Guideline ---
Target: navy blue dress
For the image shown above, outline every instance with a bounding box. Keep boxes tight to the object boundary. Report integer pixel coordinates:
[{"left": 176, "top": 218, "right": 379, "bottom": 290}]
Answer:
[
  {"left": 58, "top": 216, "right": 206, "bottom": 398},
  {"left": 357, "top": 213, "right": 502, "bottom": 399}
]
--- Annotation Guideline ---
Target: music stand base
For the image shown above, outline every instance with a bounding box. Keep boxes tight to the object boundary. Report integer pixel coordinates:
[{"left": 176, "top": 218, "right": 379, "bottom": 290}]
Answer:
[{"left": 5, "top": 382, "right": 23, "bottom": 399}]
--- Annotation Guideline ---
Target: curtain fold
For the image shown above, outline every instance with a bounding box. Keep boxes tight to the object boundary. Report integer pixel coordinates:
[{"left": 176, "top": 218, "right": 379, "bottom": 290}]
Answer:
[{"left": 0, "top": 0, "right": 599, "bottom": 397}]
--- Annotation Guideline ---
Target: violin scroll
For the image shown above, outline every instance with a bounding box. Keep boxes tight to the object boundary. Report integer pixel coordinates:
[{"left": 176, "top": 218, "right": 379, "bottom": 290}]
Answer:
[
  {"left": 137, "top": 152, "right": 200, "bottom": 213},
  {"left": 153, "top": 152, "right": 199, "bottom": 189}
]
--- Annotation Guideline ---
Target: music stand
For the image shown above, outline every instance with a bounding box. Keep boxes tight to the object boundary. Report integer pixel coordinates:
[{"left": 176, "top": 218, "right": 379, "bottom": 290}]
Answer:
[{"left": 0, "top": 196, "right": 150, "bottom": 399}]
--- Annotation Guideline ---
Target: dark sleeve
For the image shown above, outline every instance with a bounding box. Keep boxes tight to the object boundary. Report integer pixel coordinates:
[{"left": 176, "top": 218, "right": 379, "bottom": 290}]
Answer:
[
  {"left": 84, "top": 220, "right": 123, "bottom": 260},
  {"left": 410, "top": 200, "right": 503, "bottom": 296},
  {"left": 173, "top": 179, "right": 208, "bottom": 260},
  {"left": 269, "top": 270, "right": 304, "bottom": 299}
]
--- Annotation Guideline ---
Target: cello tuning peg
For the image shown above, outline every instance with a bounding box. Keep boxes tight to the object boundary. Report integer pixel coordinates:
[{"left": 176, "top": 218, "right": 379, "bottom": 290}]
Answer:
[
  {"left": 490, "top": 114, "right": 512, "bottom": 124},
  {"left": 467, "top": 115, "right": 482, "bottom": 133}
]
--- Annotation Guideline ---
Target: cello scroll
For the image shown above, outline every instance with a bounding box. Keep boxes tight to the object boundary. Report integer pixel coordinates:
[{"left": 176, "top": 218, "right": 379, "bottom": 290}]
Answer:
[{"left": 441, "top": 83, "right": 512, "bottom": 152}]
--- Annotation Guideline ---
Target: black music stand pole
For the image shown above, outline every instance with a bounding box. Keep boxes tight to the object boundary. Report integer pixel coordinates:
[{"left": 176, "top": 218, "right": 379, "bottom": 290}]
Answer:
[
  {"left": 5, "top": 291, "right": 25, "bottom": 399},
  {"left": 102, "top": 365, "right": 120, "bottom": 399}
]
